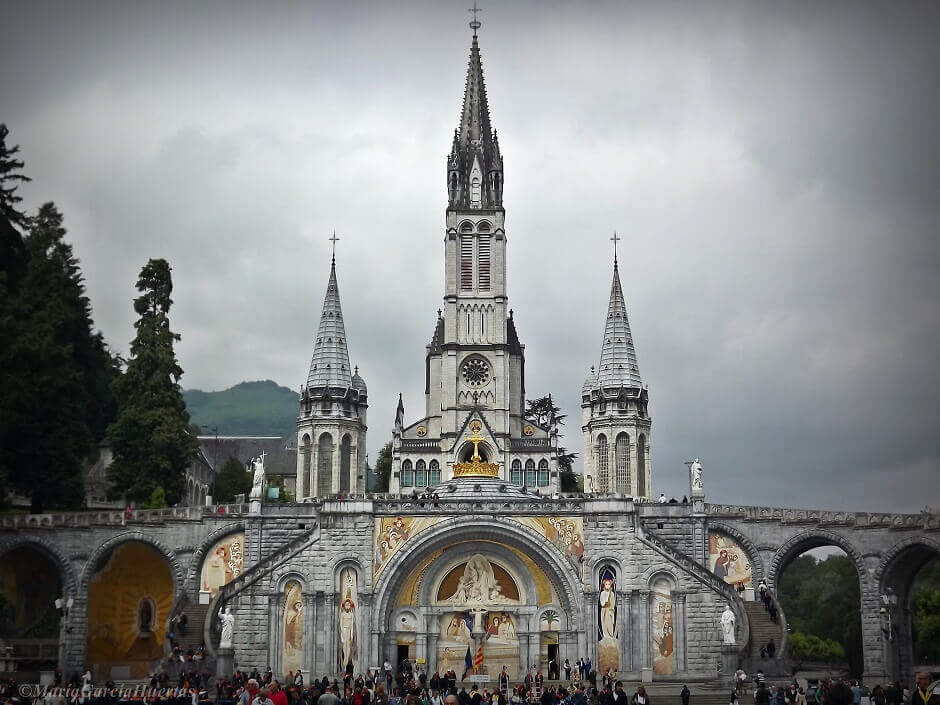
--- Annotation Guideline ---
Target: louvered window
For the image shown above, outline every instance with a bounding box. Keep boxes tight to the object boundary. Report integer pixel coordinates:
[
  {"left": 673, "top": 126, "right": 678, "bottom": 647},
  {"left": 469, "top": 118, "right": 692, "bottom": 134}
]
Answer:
[
  {"left": 596, "top": 435, "right": 609, "bottom": 492},
  {"left": 460, "top": 236, "right": 474, "bottom": 290},
  {"left": 478, "top": 236, "right": 490, "bottom": 290}
]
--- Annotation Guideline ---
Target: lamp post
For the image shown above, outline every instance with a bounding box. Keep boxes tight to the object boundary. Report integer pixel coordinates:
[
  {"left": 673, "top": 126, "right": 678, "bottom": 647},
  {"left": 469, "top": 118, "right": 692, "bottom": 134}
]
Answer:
[
  {"left": 880, "top": 587, "right": 898, "bottom": 682},
  {"left": 54, "top": 596, "right": 74, "bottom": 674}
]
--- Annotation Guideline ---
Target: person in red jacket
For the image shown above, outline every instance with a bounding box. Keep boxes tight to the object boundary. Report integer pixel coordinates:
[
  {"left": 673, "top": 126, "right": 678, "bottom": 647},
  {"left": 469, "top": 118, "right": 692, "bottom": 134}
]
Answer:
[{"left": 270, "top": 680, "right": 288, "bottom": 705}]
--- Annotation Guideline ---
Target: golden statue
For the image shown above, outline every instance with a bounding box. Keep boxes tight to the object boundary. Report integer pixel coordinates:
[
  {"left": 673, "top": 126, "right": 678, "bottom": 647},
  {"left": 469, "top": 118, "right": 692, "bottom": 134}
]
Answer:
[{"left": 453, "top": 420, "right": 500, "bottom": 478}]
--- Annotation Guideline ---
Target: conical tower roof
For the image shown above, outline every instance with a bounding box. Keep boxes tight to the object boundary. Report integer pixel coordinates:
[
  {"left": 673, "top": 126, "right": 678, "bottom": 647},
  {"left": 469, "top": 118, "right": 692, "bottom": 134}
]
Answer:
[
  {"left": 458, "top": 33, "right": 494, "bottom": 150},
  {"left": 595, "top": 259, "right": 642, "bottom": 389},
  {"left": 306, "top": 257, "right": 353, "bottom": 389}
]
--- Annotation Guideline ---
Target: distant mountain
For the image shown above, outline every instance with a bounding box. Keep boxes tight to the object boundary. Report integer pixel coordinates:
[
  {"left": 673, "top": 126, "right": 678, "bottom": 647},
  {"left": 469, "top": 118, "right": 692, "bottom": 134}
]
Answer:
[{"left": 184, "top": 380, "right": 297, "bottom": 436}]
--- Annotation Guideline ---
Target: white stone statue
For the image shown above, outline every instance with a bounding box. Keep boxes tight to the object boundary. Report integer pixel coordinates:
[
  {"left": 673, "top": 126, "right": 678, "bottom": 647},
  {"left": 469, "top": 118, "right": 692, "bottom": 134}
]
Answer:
[
  {"left": 721, "top": 604, "right": 736, "bottom": 645},
  {"left": 249, "top": 453, "right": 266, "bottom": 500},
  {"left": 690, "top": 458, "right": 704, "bottom": 494},
  {"left": 442, "top": 554, "right": 513, "bottom": 605},
  {"left": 220, "top": 605, "right": 236, "bottom": 648}
]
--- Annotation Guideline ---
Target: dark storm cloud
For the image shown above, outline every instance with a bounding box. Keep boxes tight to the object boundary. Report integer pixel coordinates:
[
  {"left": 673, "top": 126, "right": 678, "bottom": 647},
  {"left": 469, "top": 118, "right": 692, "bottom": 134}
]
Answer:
[{"left": 2, "top": 0, "right": 937, "bottom": 512}]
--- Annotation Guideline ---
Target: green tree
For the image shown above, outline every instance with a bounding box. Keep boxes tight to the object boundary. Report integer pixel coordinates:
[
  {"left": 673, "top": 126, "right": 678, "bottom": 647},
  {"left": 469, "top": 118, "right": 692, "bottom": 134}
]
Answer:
[
  {"left": 108, "top": 259, "right": 197, "bottom": 505},
  {"left": 0, "top": 203, "right": 120, "bottom": 512},
  {"left": 912, "top": 558, "right": 940, "bottom": 664},
  {"left": 212, "top": 457, "right": 253, "bottom": 502},
  {"left": 525, "top": 394, "right": 581, "bottom": 493},
  {"left": 0, "top": 124, "right": 31, "bottom": 230},
  {"left": 140, "top": 486, "right": 167, "bottom": 509},
  {"left": 787, "top": 631, "right": 845, "bottom": 667},
  {"left": 777, "top": 553, "right": 861, "bottom": 675},
  {"left": 370, "top": 442, "right": 392, "bottom": 492},
  {"left": 266, "top": 474, "right": 295, "bottom": 503}
]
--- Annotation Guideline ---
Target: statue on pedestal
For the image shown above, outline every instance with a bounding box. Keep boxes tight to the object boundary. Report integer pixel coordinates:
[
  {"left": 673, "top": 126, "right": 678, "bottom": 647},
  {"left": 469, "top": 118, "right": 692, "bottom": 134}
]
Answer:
[
  {"left": 249, "top": 452, "right": 266, "bottom": 500},
  {"left": 689, "top": 458, "right": 704, "bottom": 496},
  {"left": 720, "top": 604, "right": 736, "bottom": 645},
  {"left": 220, "top": 605, "right": 236, "bottom": 648}
]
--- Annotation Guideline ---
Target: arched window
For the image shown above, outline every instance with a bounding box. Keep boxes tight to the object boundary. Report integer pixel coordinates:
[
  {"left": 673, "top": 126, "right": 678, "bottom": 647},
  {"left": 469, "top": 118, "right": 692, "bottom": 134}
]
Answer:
[
  {"left": 615, "top": 432, "right": 630, "bottom": 494},
  {"left": 401, "top": 460, "right": 413, "bottom": 488},
  {"left": 596, "top": 435, "right": 609, "bottom": 492},
  {"left": 511, "top": 459, "right": 522, "bottom": 485},
  {"left": 340, "top": 434, "right": 352, "bottom": 493},
  {"left": 301, "top": 434, "right": 312, "bottom": 498},
  {"left": 460, "top": 236, "right": 473, "bottom": 290},
  {"left": 525, "top": 459, "right": 536, "bottom": 487},
  {"left": 478, "top": 236, "right": 490, "bottom": 290},
  {"left": 537, "top": 459, "right": 549, "bottom": 487},
  {"left": 416, "top": 459, "right": 428, "bottom": 488},
  {"left": 317, "top": 433, "right": 333, "bottom": 496},
  {"left": 637, "top": 434, "right": 647, "bottom": 498},
  {"left": 429, "top": 460, "right": 441, "bottom": 486}
]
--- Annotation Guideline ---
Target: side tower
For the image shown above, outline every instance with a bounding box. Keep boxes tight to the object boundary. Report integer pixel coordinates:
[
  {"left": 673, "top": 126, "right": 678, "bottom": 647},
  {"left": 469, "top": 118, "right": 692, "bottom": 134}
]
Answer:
[
  {"left": 296, "top": 253, "right": 368, "bottom": 498},
  {"left": 390, "top": 20, "right": 558, "bottom": 494},
  {"left": 581, "top": 249, "right": 651, "bottom": 497}
]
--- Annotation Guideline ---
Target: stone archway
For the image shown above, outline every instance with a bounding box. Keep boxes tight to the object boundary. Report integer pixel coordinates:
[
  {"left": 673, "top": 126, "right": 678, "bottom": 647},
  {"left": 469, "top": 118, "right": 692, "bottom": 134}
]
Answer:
[
  {"left": 371, "top": 516, "right": 584, "bottom": 678},
  {"left": 875, "top": 537, "right": 940, "bottom": 681},
  {"left": 82, "top": 535, "right": 179, "bottom": 680},
  {"left": 768, "top": 529, "right": 866, "bottom": 592}
]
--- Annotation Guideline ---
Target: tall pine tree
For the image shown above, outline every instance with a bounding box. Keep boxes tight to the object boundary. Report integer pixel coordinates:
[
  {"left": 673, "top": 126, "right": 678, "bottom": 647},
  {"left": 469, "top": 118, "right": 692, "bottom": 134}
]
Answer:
[
  {"left": 107, "top": 259, "right": 197, "bottom": 505},
  {"left": 1, "top": 203, "right": 119, "bottom": 512}
]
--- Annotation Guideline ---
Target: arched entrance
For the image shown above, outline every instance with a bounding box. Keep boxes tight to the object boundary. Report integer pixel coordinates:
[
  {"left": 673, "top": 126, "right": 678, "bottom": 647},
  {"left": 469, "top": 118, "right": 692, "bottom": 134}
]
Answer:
[
  {"left": 773, "top": 533, "right": 865, "bottom": 677},
  {"left": 372, "top": 516, "right": 582, "bottom": 680},
  {"left": 0, "top": 544, "right": 64, "bottom": 671},
  {"left": 86, "top": 541, "right": 174, "bottom": 679},
  {"left": 877, "top": 538, "right": 940, "bottom": 681}
]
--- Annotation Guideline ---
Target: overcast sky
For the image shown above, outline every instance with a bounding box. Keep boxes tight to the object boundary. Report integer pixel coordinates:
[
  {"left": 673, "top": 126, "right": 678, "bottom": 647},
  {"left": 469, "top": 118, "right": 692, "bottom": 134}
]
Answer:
[{"left": 3, "top": 1, "right": 938, "bottom": 513}]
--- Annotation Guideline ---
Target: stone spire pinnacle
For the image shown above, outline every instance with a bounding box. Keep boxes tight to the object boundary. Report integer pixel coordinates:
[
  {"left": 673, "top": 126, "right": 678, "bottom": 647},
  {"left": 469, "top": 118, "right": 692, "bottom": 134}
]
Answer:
[
  {"left": 595, "top": 258, "right": 642, "bottom": 389},
  {"left": 306, "top": 256, "right": 353, "bottom": 389},
  {"left": 447, "top": 24, "right": 503, "bottom": 209}
]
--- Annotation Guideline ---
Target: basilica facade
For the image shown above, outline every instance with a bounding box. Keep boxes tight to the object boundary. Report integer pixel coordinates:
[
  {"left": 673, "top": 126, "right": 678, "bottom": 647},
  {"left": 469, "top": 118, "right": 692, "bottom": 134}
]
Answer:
[{"left": 0, "top": 23, "right": 936, "bottom": 690}]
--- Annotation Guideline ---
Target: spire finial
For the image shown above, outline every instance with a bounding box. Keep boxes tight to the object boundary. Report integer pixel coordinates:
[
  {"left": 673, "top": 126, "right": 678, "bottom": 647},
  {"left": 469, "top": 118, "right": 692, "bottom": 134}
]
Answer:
[
  {"left": 329, "top": 231, "right": 340, "bottom": 263},
  {"left": 468, "top": 1, "right": 482, "bottom": 36},
  {"left": 610, "top": 231, "right": 621, "bottom": 266}
]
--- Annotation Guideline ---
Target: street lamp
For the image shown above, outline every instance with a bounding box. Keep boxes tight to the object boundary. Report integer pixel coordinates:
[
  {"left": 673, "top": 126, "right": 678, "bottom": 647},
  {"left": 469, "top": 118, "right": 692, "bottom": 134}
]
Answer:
[
  {"left": 880, "top": 588, "right": 898, "bottom": 681},
  {"left": 55, "top": 596, "right": 74, "bottom": 672}
]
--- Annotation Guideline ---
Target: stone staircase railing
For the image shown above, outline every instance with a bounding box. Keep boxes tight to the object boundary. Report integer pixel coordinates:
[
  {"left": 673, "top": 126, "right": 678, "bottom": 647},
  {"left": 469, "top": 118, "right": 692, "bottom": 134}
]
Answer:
[
  {"left": 203, "top": 521, "right": 321, "bottom": 656},
  {"left": 638, "top": 521, "right": 751, "bottom": 662}
]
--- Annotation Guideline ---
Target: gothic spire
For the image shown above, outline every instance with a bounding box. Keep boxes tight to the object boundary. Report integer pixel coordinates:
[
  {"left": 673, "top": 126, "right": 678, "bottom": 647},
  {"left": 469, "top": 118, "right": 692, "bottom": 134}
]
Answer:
[
  {"left": 306, "top": 257, "right": 353, "bottom": 389},
  {"left": 447, "top": 24, "right": 503, "bottom": 209},
  {"left": 595, "top": 258, "right": 643, "bottom": 389}
]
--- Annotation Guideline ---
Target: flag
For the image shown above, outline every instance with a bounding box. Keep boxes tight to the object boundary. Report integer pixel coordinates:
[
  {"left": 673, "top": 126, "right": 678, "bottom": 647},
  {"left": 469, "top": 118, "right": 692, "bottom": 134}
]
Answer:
[
  {"left": 462, "top": 646, "right": 473, "bottom": 680},
  {"left": 474, "top": 643, "right": 484, "bottom": 672}
]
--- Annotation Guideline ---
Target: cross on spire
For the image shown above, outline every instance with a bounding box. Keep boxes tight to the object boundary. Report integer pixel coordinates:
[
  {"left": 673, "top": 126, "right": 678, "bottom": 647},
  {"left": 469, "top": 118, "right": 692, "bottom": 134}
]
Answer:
[
  {"left": 329, "top": 232, "right": 340, "bottom": 262},
  {"left": 468, "top": 1, "right": 482, "bottom": 35},
  {"left": 610, "top": 231, "right": 621, "bottom": 265}
]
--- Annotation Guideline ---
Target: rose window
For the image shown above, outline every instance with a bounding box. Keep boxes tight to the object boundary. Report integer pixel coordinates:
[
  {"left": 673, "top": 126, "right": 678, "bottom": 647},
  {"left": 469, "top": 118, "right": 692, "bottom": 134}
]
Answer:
[{"left": 461, "top": 357, "right": 490, "bottom": 387}]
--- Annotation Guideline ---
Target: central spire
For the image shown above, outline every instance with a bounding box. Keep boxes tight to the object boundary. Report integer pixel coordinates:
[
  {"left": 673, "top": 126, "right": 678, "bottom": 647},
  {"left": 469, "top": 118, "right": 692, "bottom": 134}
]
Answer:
[{"left": 447, "top": 18, "right": 503, "bottom": 210}]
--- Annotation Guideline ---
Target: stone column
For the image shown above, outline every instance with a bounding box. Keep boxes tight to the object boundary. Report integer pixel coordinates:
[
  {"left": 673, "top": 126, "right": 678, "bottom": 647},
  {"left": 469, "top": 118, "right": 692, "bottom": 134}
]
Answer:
[
  {"left": 676, "top": 593, "right": 688, "bottom": 673},
  {"left": 359, "top": 593, "right": 373, "bottom": 675},
  {"left": 861, "top": 580, "right": 888, "bottom": 682},
  {"left": 314, "top": 591, "right": 325, "bottom": 677},
  {"left": 303, "top": 592, "right": 316, "bottom": 679},
  {"left": 270, "top": 593, "right": 281, "bottom": 676},
  {"left": 428, "top": 632, "right": 439, "bottom": 674}
]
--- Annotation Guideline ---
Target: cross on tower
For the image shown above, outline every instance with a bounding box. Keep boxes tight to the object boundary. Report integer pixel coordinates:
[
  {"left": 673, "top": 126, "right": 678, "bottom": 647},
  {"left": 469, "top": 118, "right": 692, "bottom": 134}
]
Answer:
[
  {"left": 610, "top": 231, "right": 621, "bottom": 264},
  {"left": 468, "top": 1, "right": 482, "bottom": 35},
  {"left": 329, "top": 232, "right": 340, "bottom": 262}
]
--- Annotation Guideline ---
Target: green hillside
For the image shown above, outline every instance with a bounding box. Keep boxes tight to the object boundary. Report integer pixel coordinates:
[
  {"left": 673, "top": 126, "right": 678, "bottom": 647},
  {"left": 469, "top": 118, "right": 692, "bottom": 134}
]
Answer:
[{"left": 183, "top": 380, "right": 297, "bottom": 436}]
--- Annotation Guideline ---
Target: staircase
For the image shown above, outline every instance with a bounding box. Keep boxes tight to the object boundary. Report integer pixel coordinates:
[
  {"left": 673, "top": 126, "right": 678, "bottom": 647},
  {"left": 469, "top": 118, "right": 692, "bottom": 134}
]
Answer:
[
  {"left": 173, "top": 602, "right": 210, "bottom": 650},
  {"left": 204, "top": 521, "right": 322, "bottom": 655},
  {"left": 743, "top": 601, "right": 786, "bottom": 676},
  {"left": 638, "top": 522, "right": 751, "bottom": 659}
]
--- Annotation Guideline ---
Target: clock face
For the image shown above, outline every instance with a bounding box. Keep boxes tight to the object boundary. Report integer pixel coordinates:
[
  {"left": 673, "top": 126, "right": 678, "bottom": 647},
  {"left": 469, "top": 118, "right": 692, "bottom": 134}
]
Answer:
[{"left": 461, "top": 357, "right": 490, "bottom": 387}]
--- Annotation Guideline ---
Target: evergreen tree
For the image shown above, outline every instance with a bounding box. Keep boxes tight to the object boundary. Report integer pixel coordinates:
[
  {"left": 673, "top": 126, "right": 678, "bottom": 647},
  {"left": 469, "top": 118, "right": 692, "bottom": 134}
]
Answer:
[
  {"left": 0, "top": 124, "right": 31, "bottom": 230},
  {"left": 0, "top": 203, "right": 119, "bottom": 512},
  {"left": 525, "top": 394, "right": 581, "bottom": 493},
  {"left": 213, "top": 457, "right": 252, "bottom": 502},
  {"left": 371, "top": 442, "right": 392, "bottom": 492},
  {"left": 108, "top": 259, "right": 197, "bottom": 505}
]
